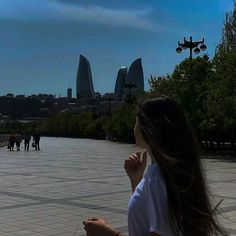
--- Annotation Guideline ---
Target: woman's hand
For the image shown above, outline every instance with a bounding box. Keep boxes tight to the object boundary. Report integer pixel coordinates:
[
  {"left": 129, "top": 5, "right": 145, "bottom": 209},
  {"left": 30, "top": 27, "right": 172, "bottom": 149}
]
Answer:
[
  {"left": 83, "top": 218, "right": 119, "bottom": 236},
  {"left": 124, "top": 151, "right": 147, "bottom": 190}
]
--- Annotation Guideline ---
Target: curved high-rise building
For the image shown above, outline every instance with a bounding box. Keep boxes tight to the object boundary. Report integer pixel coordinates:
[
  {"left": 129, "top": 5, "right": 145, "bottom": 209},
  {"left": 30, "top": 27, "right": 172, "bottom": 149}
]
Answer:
[
  {"left": 126, "top": 58, "right": 144, "bottom": 91},
  {"left": 76, "top": 55, "right": 95, "bottom": 99},
  {"left": 114, "top": 66, "right": 128, "bottom": 101}
]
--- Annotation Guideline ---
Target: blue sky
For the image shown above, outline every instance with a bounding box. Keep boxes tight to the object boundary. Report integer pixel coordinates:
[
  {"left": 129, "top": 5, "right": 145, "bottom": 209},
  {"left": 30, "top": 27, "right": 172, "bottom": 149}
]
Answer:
[{"left": 0, "top": 0, "right": 234, "bottom": 97}]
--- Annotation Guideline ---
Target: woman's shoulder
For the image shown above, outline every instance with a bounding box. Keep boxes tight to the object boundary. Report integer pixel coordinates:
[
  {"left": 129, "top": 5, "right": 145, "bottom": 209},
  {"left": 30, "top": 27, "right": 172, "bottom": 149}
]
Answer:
[{"left": 145, "top": 162, "right": 164, "bottom": 181}]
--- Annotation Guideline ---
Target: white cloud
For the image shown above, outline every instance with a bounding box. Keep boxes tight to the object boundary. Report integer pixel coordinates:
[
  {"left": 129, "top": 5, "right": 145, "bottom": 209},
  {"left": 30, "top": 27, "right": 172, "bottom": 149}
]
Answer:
[
  {"left": 0, "top": 0, "right": 156, "bottom": 31},
  {"left": 57, "top": 4, "right": 155, "bottom": 31}
]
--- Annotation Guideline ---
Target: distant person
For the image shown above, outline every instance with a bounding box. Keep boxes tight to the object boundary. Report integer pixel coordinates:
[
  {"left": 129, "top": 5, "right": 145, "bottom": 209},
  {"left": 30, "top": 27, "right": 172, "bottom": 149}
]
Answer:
[
  {"left": 8, "top": 134, "right": 16, "bottom": 151},
  {"left": 15, "top": 134, "right": 22, "bottom": 151},
  {"left": 83, "top": 97, "right": 227, "bottom": 236},
  {"left": 33, "top": 132, "right": 40, "bottom": 151},
  {"left": 23, "top": 133, "right": 31, "bottom": 151}
]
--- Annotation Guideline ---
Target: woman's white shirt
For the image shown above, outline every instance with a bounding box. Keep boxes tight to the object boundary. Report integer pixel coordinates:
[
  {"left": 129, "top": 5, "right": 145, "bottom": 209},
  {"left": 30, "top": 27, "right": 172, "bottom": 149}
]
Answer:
[{"left": 128, "top": 162, "right": 174, "bottom": 236}]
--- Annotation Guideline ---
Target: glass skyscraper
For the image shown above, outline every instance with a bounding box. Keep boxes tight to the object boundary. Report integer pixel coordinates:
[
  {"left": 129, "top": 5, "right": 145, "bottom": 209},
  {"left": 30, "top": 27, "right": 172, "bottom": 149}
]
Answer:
[
  {"left": 76, "top": 55, "right": 95, "bottom": 99},
  {"left": 114, "top": 66, "right": 128, "bottom": 101},
  {"left": 126, "top": 58, "right": 144, "bottom": 91}
]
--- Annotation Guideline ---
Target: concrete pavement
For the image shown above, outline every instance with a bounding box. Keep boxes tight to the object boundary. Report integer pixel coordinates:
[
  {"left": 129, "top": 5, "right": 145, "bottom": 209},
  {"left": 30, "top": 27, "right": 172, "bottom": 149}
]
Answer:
[{"left": 0, "top": 137, "right": 235, "bottom": 235}]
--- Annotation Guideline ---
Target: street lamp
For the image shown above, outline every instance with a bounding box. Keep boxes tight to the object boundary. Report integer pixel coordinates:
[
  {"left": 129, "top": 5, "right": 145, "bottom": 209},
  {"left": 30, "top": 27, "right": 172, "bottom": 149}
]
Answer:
[
  {"left": 105, "top": 94, "right": 114, "bottom": 116},
  {"left": 124, "top": 82, "right": 136, "bottom": 94},
  {"left": 176, "top": 36, "right": 207, "bottom": 59},
  {"left": 124, "top": 82, "right": 136, "bottom": 103}
]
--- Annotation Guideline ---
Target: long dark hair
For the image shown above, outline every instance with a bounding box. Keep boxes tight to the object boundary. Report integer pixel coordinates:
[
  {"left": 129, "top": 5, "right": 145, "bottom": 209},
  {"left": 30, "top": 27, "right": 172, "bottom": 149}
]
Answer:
[{"left": 137, "top": 96, "right": 228, "bottom": 236}]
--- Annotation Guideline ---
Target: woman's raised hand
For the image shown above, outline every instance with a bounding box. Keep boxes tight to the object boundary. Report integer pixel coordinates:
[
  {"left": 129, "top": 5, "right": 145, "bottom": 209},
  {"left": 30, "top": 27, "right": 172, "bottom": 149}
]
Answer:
[{"left": 124, "top": 151, "right": 147, "bottom": 187}]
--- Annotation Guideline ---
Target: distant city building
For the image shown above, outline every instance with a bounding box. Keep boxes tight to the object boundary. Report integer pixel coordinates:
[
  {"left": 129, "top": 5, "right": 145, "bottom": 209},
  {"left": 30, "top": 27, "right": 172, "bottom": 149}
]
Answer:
[
  {"left": 76, "top": 55, "right": 95, "bottom": 99},
  {"left": 67, "top": 88, "right": 72, "bottom": 99},
  {"left": 6, "top": 93, "right": 14, "bottom": 98},
  {"left": 126, "top": 58, "right": 144, "bottom": 92},
  {"left": 114, "top": 66, "right": 128, "bottom": 101},
  {"left": 28, "top": 94, "right": 55, "bottom": 102},
  {"left": 103, "top": 93, "right": 115, "bottom": 100},
  {"left": 15, "top": 95, "right": 26, "bottom": 99},
  {"left": 95, "top": 92, "right": 102, "bottom": 99}
]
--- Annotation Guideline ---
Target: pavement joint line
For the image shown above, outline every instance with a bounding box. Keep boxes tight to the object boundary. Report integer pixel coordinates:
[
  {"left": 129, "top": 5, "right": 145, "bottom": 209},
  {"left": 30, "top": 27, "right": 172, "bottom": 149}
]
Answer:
[
  {"left": 0, "top": 190, "right": 130, "bottom": 202},
  {"left": 208, "top": 180, "right": 236, "bottom": 183},
  {"left": 4, "top": 193, "right": 234, "bottom": 215},
  {"left": 0, "top": 172, "right": 127, "bottom": 181},
  {"left": 0, "top": 191, "right": 54, "bottom": 202},
  {"left": 0, "top": 190, "right": 129, "bottom": 214},
  {"left": 63, "top": 190, "right": 130, "bottom": 201},
  {"left": 215, "top": 195, "right": 236, "bottom": 200},
  {"left": 0, "top": 171, "right": 75, "bottom": 182},
  {"left": 55, "top": 201, "right": 128, "bottom": 215},
  {"left": 0, "top": 201, "right": 47, "bottom": 210},
  {"left": 221, "top": 205, "right": 236, "bottom": 213}
]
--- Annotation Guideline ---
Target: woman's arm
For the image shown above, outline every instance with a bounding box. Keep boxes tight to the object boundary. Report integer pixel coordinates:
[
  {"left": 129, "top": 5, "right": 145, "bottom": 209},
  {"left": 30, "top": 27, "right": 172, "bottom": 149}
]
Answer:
[
  {"left": 83, "top": 218, "right": 161, "bottom": 236},
  {"left": 83, "top": 218, "right": 127, "bottom": 236},
  {"left": 124, "top": 151, "right": 147, "bottom": 193}
]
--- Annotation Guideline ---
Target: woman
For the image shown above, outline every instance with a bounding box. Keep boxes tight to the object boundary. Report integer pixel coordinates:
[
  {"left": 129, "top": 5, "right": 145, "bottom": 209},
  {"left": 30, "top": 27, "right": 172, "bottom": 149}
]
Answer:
[{"left": 83, "top": 97, "right": 227, "bottom": 236}]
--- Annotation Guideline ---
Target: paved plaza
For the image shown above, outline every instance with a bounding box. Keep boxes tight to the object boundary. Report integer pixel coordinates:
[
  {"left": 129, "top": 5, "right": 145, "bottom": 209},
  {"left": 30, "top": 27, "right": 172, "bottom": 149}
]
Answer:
[{"left": 0, "top": 137, "right": 235, "bottom": 236}]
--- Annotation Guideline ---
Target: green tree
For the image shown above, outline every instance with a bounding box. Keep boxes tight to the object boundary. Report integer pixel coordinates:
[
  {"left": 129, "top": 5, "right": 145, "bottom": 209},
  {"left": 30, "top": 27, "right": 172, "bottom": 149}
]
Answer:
[
  {"left": 56, "top": 112, "right": 71, "bottom": 136},
  {"left": 202, "top": 1, "right": 236, "bottom": 148},
  {"left": 70, "top": 112, "right": 93, "bottom": 138},
  {"left": 105, "top": 103, "right": 136, "bottom": 142},
  {"left": 68, "top": 114, "right": 83, "bottom": 137},
  {"left": 202, "top": 52, "right": 236, "bottom": 147},
  {"left": 149, "top": 56, "right": 214, "bottom": 135},
  {"left": 217, "top": 1, "right": 236, "bottom": 53}
]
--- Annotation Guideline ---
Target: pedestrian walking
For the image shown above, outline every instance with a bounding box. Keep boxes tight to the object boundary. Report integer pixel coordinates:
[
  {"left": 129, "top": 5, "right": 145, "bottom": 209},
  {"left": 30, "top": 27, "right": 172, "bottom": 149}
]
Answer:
[
  {"left": 23, "top": 133, "right": 31, "bottom": 151},
  {"left": 83, "top": 97, "right": 228, "bottom": 236},
  {"left": 33, "top": 132, "right": 40, "bottom": 151},
  {"left": 15, "top": 134, "right": 22, "bottom": 151},
  {"left": 8, "top": 133, "right": 16, "bottom": 151}
]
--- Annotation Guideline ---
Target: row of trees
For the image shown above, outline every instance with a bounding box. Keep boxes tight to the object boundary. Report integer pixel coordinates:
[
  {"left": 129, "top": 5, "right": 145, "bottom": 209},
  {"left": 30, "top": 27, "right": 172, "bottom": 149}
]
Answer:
[
  {"left": 38, "top": 102, "right": 137, "bottom": 143},
  {"left": 0, "top": 100, "right": 137, "bottom": 143},
  {"left": 39, "top": 112, "right": 106, "bottom": 139}
]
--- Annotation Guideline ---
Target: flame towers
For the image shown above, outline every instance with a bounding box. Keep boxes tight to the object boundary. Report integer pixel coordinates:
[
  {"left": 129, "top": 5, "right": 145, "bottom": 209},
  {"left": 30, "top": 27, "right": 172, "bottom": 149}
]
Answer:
[
  {"left": 114, "top": 58, "right": 144, "bottom": 101},
  {"left": 114, "top": 66, "right": 128, "bottom": 101},
  {"left": 75, "top": 55, "right": 144, "bottom": 102},
  {"left": 126, "top": 58, "right": 144, "bottom": 91},
  {"left": 76, "top": 55, "right": 95, "bottom": 99}
]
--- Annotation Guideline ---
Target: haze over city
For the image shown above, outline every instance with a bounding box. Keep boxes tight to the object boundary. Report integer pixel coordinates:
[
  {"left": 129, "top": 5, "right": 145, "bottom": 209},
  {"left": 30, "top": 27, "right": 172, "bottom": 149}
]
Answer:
[{"left": 0, "top": 0, "right": 233, "bottom": 97}]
